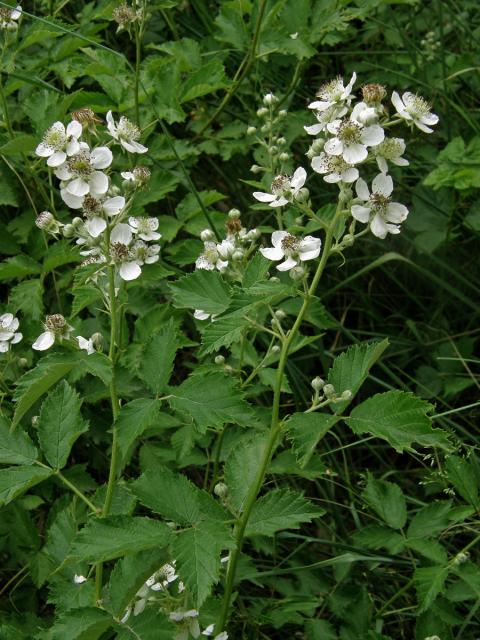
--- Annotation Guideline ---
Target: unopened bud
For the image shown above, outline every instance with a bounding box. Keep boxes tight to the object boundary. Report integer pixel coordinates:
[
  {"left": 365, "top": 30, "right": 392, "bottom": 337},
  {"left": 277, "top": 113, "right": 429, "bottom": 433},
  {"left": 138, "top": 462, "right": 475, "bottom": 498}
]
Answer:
[
  {"left": 289, "top": 265, "right": 306, "bottom": 281},
  {"left": 91, "top": 332, "right": 103, "bottom": 351},
  {"left": 263, "top": 93, "right": 278, "bottom": 106},
  {"left": 341, "top": 390, "right": 352, "bottom": 401},
  {"left": 228, "top": 208, "right": 241, "bottom": 219},
  {"left": 62, "top": 224, "right": 75, "bottom": 238},
  {"left": 269, "top": 145, "right": 278, "bottom": 154},
  {"left": 71, "top": 217, "right": 84, "bottom": 231},
  {"left": 260, "top": 123, "right": 270, "bottom": 133},
  {"left": 250, "top": 164, "right": 263, "bottom": 174},
  {"left": 295, "top": 216, "right": 303, "bottom": 226},
  {"left": 269, "top": 276, "right": 280, "bottom": 283},
  {"left": 247, "top": 126, "right": 257, "bottom": 135},
  {"left": 274, "top": 309, "right": 286, "bottom": 320},
  {"left": 256, "top": 107, "right": 268, "bottom": 117},
  {"left": 311, "top": 377, "right": 325, "bottom": 391},
  {"left": 296, "top": 187, "right": 310, "bottom": 203},
  {"left": 232, "top": 249, "right": 244, "bottom": 260},
  {"left": 200, "top": 228, "right": 215, "bottom": 242},
  {"left": 323, "top": 383, "right": 336, "bottom": 398},
  {"left": 342, "top": 234, "right": 354, "bottom": 247},
  {"left": 279, "top": 152, "right": 289, "bottom": 162},
  {"left": 214, "top": 482, "right": 228, "bottom": 498},
  {"left": 214, "top": 355, "right": 225, "bottom": 365},
  {"left": 277, "top": 137, "right": 286, "bottom": 146},
  {"left": 271, "top": 345, "right": 281, "bottom": 354},
  {"left": 278, "top": 109, "right": 288, "bottom": 118},
  {"left": 31, "top": 416, "right": 39, "bottom": 428}
]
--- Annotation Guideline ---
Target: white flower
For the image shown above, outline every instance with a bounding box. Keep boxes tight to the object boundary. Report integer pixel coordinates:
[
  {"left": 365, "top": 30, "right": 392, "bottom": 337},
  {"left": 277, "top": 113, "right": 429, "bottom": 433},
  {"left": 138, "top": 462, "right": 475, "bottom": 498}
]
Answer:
[
  {"left": 170, "top": 610, "right": 201, "bottom": 640},
  {"left": 217, "top": 238, "right": 235, "bottom": 260},
  {"left": 33, "top": 314, "right": 72, "bottom": 351},
  {"left": 351, "top": 173, "right": 409, "bottom": 239},
  {"left": 351, "top": 101, "right": 379, "bottom": 126},
  {"left": 0, "top": 5, "right": 22, "bottom": 30},
  {"left": 55, "top": 143, "right": 112, "bottom": 200},
  {"left": 0, "top": 313, "right": 22, "bottom": 353},
  {"left": 132, "top": 240, "right": 160, "bottom": 265},
  {"left": 35, "top": 120, "right": 82, "bottom": 168},
  {"left": 73, "top": 574, "right": 87, "bottom": 584},
  {"left": 391, "top": 91, "right": 439, "bottom": 133},
  {"left": 305, "top": 72, "right": 356, "bottom": 135},
  {"left": 195, "top": 242, "right": 228, "bottom": 272},
  {"left": 324, "top": 118, "right": 384, "bottom": 164},
  {"left": 253, "top": 167, "right": 307, "bottom": 207},
  {"left": 109, "top": 223, "right": 142, "bottom": 281},
  {"left": 260, "top": 230, "right": 321, "bottom": 271},
  {"left": 202, "top": 624, "right": 228, "bottom": 639},
  {"left": 80, "top": 195, "right": 126, "bottom": 238},
  {"left": 193, "top": 309, "right": 215, "bottom": 321},
  {"left": 372, "top": 137, "right": 409, "bottom": 173},
  {"left": 76, "top": 336, "right": 94, "bottom": 355},
  {"left": 106, "top": 111, "right": 148, "bottom": 153},
  {"left": 128, "top": 216, "right": 161, "bottom": 241},
  {"left": 311, "top": 152, "right": 359, "bottom": 183}
]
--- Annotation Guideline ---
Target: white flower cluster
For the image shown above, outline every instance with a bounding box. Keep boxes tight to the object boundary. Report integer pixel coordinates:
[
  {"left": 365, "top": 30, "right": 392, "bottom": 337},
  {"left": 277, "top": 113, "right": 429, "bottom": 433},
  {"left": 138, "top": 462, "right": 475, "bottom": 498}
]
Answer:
[
  {"left": 35, "top": 111, "right": 159, "bottom": 282},
  {"left": 0, "top": 313, "right": 22, "bottom": 352},
  {"left": 0, "top": 5, "right": 21, "bottom": 30}
]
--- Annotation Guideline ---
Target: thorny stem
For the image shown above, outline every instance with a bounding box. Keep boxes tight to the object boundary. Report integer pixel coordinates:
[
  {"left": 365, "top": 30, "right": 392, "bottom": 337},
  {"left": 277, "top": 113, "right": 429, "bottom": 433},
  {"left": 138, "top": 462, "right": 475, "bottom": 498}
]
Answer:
[
  {"left": 217, "top": 201, "right": 345, "bottom": 631},
  {"left": 95, "top": 262, "right": 121, "bottom": 603}
]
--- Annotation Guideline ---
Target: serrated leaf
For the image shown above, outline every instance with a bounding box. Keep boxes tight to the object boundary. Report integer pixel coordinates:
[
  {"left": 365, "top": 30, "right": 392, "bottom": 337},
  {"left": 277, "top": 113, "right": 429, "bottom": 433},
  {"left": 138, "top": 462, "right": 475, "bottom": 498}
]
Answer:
[
  {"left": 180, "top": 59, "right": 228, "bottom": 102},
  {"left": 169, "top": 270, "right": 231, "bottom": 315},
  {"left": 70, "top": 285, "right": 102, "bottom": 317},
  {"left": 117, "top": 398, "right": 162, "bottom": 462},
  {"left": 48, "top": 607, "right": 112, "bottom": 640},
  {"left": 0, "top": 466, "right": 53, "bottom": 507},
  {"left": 169, "top": 372, "right": 253, "bottom": 432},
  {"left": 225, "top": 436, "right": 268, "bottom": 511},
  {"left": 200, "top": 313, "right": 249, "bottom": 355},
  {"left": 414, "top": 565, "right": 449, "bottom": 612},
  {"left": 445, "top": 455, "right": 480, "bottom": 509},
  {"left": 173, "top": 521, "right": 234, "bottom": 607},
  {"left": 0, "top": 255, "right": 42, "bottom": 281},
  {"left": 106, "top": 549, "right": 170, "bottom": 617},
  {"left": 131, "top": 467, "right": 226, "bottom": 524},
  {"left": 114, "top": 609, "right": 174, "bottom": 639},
  {"left": 406, "top": 538, "right": 448, "bottom": 563},
  {"left": 344, "top": 391, "right": 451, "bottom": 453},
  {"left": 362, "top": 473, "right": 407, "bottom": 530},
  {"left": 351, "top": 526, "right": 405, "bottom": 554},
  {"left": 138, "top": 320, "right": 178, "bottom": 395},
  {"left": 12, "top": 352, "right": 111, "bottom": 430},
  {"left": 327, "top": 339, "right": 389, "bottom": 413},
  {"left": 0, "top": 134, "right": 37, "bottom": 155},
  {"left": 0, "top": 416, "right": 38, "bottom": 465},
  {"left": 286, "top": 412, "right": 341, "bottom": 467},
  {"left": 38, "top": 381, "right": 87, "bottom": 469},
  {"left": 68, "top": 517, "right": 171, "bottom": 563},
  {"left": 43, "top": 240, "right": 80, "bottom": 273},
  {"left": 9, "top": 279, "right": 44, "bottom": 320},
  {"left": 246, "top": 489, "right": 324, "bottom": 537},
  {"left": 407, "top": 501, "right": 452, "bottom": 539}
]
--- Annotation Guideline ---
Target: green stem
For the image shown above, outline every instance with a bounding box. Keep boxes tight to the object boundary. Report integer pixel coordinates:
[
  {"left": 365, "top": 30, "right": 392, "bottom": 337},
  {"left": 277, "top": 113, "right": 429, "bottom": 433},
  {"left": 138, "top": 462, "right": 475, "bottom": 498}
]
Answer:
[
  {"left": 56, "top": 470, "right": 99, "bottom": 514},
  {"left": 217, "top": 203, "right": 344, "bottom": 631},
  {"left": 0, "top": 74, "right": 14, "bottom": 139},
  {"left": 134, "top": 23, "right": 142, "bottom": 125}
]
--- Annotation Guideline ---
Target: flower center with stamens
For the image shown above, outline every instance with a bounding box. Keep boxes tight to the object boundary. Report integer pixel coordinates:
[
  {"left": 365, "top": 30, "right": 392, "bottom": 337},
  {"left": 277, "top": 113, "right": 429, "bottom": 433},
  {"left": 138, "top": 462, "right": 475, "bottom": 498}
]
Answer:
[
  {"left": 327, "top": 155, "right": 349, "bottom": 172},
  {"left": 117, "top": 117, "right": 141, "bottom": 141},
  {"left": 317, "top": 77, "right": 344, "bottom": 102},
  {"left": 338, "top": 121, "right": 362, "bottom": 145},
  {"left": 68, "top": 151, "right": 92, "bottom": 178},
  {"left": 43, "top": 124, "right": 67, "bottom": 151},
  {"left": 203, "top": 243, "right": 219, "bottom": 264},
  {"left": 406, "top": 95, "right": 432, "bottom": 118},
  {"left": 375, "top": 138, "right": 403, "bottom": 160},
  {"left": 133, "top": 241, "right": 148, "bottom": 261},
  {"left": 110, "top": 242, "right": 131, "bottom": 262},
  {"left": 281, "top": 234, "right": 300, "bottom": 255},
  {"left": 271, "top": 175, "right": 291, "bottom": 196},
  {"left": 82, "top": 196, "right": 102, "bottom": 218},
  {"left": 45, "top": 314, "right": 66, "bottom": 332},
  {"left": 370, "top": 193, "right": 391, "bottom": 215},
  {"left": 135, "top": 218, "right": 155, "bottom": 234}
]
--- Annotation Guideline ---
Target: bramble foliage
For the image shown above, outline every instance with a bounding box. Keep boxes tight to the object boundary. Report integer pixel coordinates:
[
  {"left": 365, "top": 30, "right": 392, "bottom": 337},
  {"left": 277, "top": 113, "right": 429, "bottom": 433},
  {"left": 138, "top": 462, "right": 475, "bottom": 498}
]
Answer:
[{"left": 0, "top": 1, "right": 479, "bottom": 639}]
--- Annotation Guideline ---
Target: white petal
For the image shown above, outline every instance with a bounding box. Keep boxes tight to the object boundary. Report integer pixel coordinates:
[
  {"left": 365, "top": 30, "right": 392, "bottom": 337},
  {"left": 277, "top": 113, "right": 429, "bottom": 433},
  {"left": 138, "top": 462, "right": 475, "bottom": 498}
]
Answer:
[
  {"left": 139, "top": 231, "right": 161, "bottom": 241},
  {"left": 216, "top": 259, "right": 229, "bottom": 272},
  {"left": 324, "top": 137, "right": 343, "bottom": 156},
  {"left": 391, "top": 91, "right": 405, "bottom": 114},
  {"left": 66, "top": 139, "right": 80, "bottom": 156},
  {"left": 111, "top": 223, "right": 132, "bottom": 245},
  {"left": 67, "top": 120, "right": 82, "bottom": 138},
  {"left": 103, "top": 196, "right": 125, "bottom": 216},
  {"left": 35, "top": 142, "right": 52, "bottom": 157},
  {"left": 355, "top": 178, "right": 370, "bottom": 201},
  {"left": 308, "top": 100, "right": 330, "bottom": 111},
  {"left": 343, "top": 143, "right": 367, "bottom": 164},
  {"left": 47, "top": 150, "right": 67, "bottom": 167},
  {"left": 122, "top": 139, "right": 148, "bottom": 154},
  {"left": 361, "top": 124, "right": 384, "bottom": 146},
  {"left": 351, "top": 205, "right": 371, "bottom": 223},
  {"left": 386, "top": 202, "right": 408, "bottom": 223},
  {"left": 32, "top": 331, "right": 55, "bottom": 351},
  {"left": 385, "top": 223, "right": 401, "bottom": 235},
  {"left": 415, "top": 121, "right": 434, "bottom": 134},
  {"left": 0, "top": 331, "right": 13, "bottom": 340},
  {"left": 0, "top": 312, "right": 14, "bottom": 326},
  {"left": 11, "top": 332, "right": 23, "bottom": 345},
  {"left": 291, "top": 167, "right": 307, "bottom": 189},
  {"left": 260, "top": 246, "right": 284, "bottom": 261},
  {"left": 90, "top": 146, "right": 113, "bottom": 169},
  {"left": 311, "top": 155, "right": 328, "bottom": 174},
  {"left": 271, "top": 230, "right": 289, "bottom": 248},
  {"left": 276, "top": 256, "right": 298, "bottom": 272},
  {"left": 76, "top": 336, "right": 94, "bottom": 354},
  {"left": 54, "top": 164, "right": 72, "bottom": 180},
  {"left": 119, "top": 262, "right": 142, "bottom": 281},
  {"left": 324, "top": 172, "right": 341, "bottom": 183},
  {"left": 372, "top": 173, "right": 393, "bottom": 196},
  {"left": 342, "top": 167, "right": 359, "bottom": 183},
  {"left": 253, "top": 191, "right": 276, "bottom": 203},
  {"left": 269, "top": 196, "right": 288, "bottom": 207},
  {"left": 194, "top": 309, "right": 210, "bottom": 321},
  {"left": 86, "top": 217, "right": 107, "bottom": 238},
  {"left": 106, "top": 111, "right": 116, "bottom": 133},
  {"left": 304, "top": 123, "right": 323, "bottom": 135},
  {"left": 370, "top": 214, "right": 388, "bottom": 239},
  {"left": 421, "top": 112, "right": 439, "bottom": 126},
  {"left": 392, "top": 157, "right": 409, "bottom": 167},
  {"left": 0, "top": 341, "right": 9, "bottom": 352},
  {"left": 11, "top": 7, "right": 22, "bottom": 19},
  {"left": 343, "top": 71, "right": 357, "bottom": 97},
  {"left": 89, "top": 171, "right": 109, "bottom": 194},
  {"left": 61, "top": 189, "right": 83, "bottom": 209},
  {"left": 299, "top": 236, "right": 321, "bottom": 261},
  {"left": 376, "top": 157, "right": 388, "bottom": 173},
  {"left": 67, "top": 178, "right": 90, "bottom": 197}
]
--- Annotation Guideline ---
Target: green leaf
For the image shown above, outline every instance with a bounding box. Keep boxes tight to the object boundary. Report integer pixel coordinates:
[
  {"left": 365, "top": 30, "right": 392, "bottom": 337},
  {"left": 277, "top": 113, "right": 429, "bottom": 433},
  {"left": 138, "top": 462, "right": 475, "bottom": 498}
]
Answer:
[
  {"left": 68, "top": 516, "right": 171, "bottom": 563},
  {"left": 131, "top": 467, "right": 226, "bottom": 525},
  {"left": 47, "top": 607, "right": 112, "bottom": 640},
  {"left": 138, "top": 320, "right": 178, "bottom": 395},
  {"left": 43, "top": 240, "right": 80, "bottom": 273},
  {"left": 70, "top": 285, "right": 102, "bottom": 317},
  {"left": 246, "top": 489, "right": 324, "bottom": 537},
  {"left": 362, "top": 473, "right": 407, "bottom": 530},
  {"left": 0, "top": 466, "right": 53, "bottom": 507},
  {"left": 224, "top": 436, "right": 267, "bottom": 511},
  {"left": 0, "top": 416, "right": 38, "bottom": 465},
  {"left": 0, "top": 134, "right": 37, "bottom": 155},
  {"left": 200, "top": 313, "right": 249, "bottom": 355},
  {"left": 12, "top": 352, "right": 111, "bottom": 430},
  {"left": 37, "top": 381, "right": 88, "bottom": 469},
  {"left": 414, "top": 565, "right": 449, "bottom": 612},
  {"left": 406, "top": 538, "right": 448, "bottom": 564},
  {"left": 173, "top": 521, "right": 235, "bottom": 607},
  {"left": 327, "top": 339, "right": 389, "bottom": 413},
  {"left": 0, "top": 255, "right": 42, "bottom": 282},
  {"left": 114, "top": 609, "right": 174, "bottom": 640},
  {"left": 106, "top": 549, "right": 170, "bottom": 617},
  {"left": 351, "top": 526, "right": 405, "bottom": 554},
  {"left": 169, "top": 372, "right": 253, "bottom": 433},
  {"left": 9, "top": 279, "right": 44, "bottom": 321},
  {"left": 117, "top": 398, "right": 162, "bottom": 461},
  {"left": 445, "top": 455, "right": 480, "bottom": 509},
  {"left": 180, "top": 59, "right": 228, "bottom": 102},
  {"left": 169, "top": 269, "right": 231, "bottom": 315},
  {"left": 286, "top": 412, "right": 341, "bottom": 467},
  {"left": 344, "top": 391, "right": 451, "bottom": 453},
  {"left": 407, "top": 501, "right": 452, "bottom": 539}
]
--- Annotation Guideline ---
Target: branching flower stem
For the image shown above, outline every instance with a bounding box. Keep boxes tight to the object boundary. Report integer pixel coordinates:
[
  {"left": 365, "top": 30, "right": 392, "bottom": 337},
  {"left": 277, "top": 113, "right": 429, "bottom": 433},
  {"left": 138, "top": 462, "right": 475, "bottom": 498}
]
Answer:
[{"left": 217, "top": 200, "right": 345, "bottom": 631}]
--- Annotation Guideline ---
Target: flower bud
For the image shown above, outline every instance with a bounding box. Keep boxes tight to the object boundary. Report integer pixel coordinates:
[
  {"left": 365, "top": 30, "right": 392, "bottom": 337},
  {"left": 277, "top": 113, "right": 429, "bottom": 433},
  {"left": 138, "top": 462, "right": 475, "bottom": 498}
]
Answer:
[
  {"left": 214, "top": 482, "right": 228, "bottom": 498},
  {"left": 256, "top": 107, "right": 268, "bottom": 117},
  {"left": 247, "top": 126, "right": 257, "bottom": 135},
  {"left": 279, "top": 152, "right": 289, "bottom": 162},
  {"left": 18, "top": 357, "right": 29, "bottom": 368},
  {"left": 269, "top": 145, "right": 278, "bottom": 154},
  {"left": 311, "top": 377, "right": 325, "bottom": 391},
  {"left": 71, "top": 217, "right": 85, "bottom": 232},
  {"left": 278, "top": 109, "right": 288, "bottom": 118},
  {"left": 260, "top": 123, "right": 270, "bottom": 133},
  {"left": 36, "top": 211, "right": 60, "bottom": 234},
  {"left": 271, "top": 345, "right": 281, "bottom": 354},
  {"left": 31, "top": 415, "right": 39, "bottom": 428},
  {"left": 289, "top": 265, "right": 306, "bottom": 281},
  {"left": 269, "top": 276, "right": 280, "bottom": 283},
  {"left": 250, "top": 164, "right": 263, "bottom": 174},
  {"left": 277, "top": 137, "right": 286, "bottom": 146},
  {"left": 323, "top": 383, "right": 336, "bottom": 398},
  {"left": 341, "top": 389, "right": 353, "bottom": 401},
  {"left": 274, "top": 309, "right": 286, "bottom": 320},
  {"left": 91, "top": 332, "right": 103, "bottom": 351},
  {"left": 232, "top": 249, "right": 244, "bottom": 260},
  {"left": 214, "top": 355, "right": 225, "bottom": 365},
  {"left": 263, "top": 93, "right": 278, "bottom": 106},
  {"left": 228, "top": 208, "right": 241, "bottom": 219},
  {"left": 62, "top": 224, "right": 75, "bottom": 238},
  {"left": 296, "top": 187, "right": 310, "bottom": 203},
  {"left": 342, "top": 234, "right": 354, "bottom": 247},
  {"left": 295, "top": 216, "right": 303, "bottom": 226},
  {"left": 200, "top": 228, "right": 215, "bottom": 242}
]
